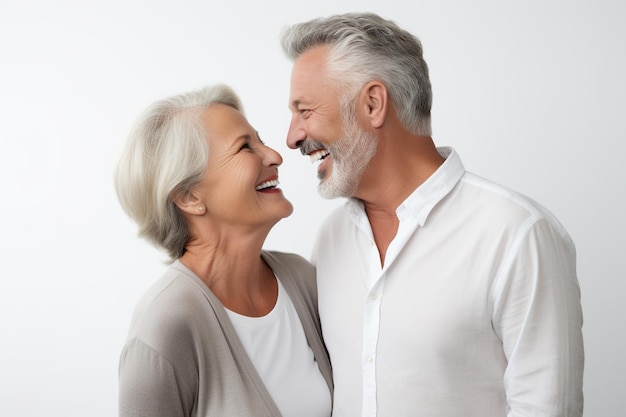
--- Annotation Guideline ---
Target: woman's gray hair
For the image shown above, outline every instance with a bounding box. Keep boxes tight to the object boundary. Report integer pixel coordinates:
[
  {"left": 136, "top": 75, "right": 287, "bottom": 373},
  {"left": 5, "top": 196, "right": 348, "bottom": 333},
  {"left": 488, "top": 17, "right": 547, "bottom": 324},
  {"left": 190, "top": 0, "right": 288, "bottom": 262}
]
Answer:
[
  {"left": 114, "top": 84, "right": 243, "bottom": 261},
  {"left": 281, "top": 12, "right": 432, "bottom": 136}
]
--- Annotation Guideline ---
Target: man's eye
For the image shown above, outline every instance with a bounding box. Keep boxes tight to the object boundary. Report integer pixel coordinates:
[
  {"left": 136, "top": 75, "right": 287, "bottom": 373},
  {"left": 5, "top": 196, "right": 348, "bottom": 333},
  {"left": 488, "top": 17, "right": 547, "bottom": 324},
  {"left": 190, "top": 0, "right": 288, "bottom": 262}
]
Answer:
[{"left": 239, "top": 143, "right": 251, "bottom": 151}]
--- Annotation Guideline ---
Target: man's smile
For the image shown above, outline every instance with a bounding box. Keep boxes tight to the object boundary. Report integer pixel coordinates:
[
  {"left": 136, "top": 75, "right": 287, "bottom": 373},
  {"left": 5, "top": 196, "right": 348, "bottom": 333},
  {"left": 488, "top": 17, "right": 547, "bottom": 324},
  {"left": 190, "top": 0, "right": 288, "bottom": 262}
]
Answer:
[{"left": 309, "top": 149, "right": 330, "bottom": 164}]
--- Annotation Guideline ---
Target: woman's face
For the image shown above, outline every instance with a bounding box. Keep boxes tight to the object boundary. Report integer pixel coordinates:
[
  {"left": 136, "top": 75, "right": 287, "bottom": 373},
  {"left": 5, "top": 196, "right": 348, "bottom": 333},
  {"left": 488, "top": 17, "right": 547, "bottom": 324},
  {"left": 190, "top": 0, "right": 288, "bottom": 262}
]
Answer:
[{"left": 193, "top": 103, "right": 293, "bottom": 229}]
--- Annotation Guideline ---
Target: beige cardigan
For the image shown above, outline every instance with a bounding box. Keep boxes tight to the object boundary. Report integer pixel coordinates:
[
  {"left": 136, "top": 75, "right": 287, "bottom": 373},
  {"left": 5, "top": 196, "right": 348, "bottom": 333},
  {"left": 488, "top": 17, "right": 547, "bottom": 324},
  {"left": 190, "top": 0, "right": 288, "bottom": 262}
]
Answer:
[{"left": 119, "top": 251, "right": 333, "bottom": 416}]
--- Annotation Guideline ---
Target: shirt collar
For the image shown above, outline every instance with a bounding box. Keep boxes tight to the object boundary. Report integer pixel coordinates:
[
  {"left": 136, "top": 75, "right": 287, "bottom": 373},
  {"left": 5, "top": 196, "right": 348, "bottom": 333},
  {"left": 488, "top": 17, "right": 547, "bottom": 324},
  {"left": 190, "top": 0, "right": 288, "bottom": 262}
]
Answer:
[{"left": 345, "top": 147, "right": 465, "bottom": 227}]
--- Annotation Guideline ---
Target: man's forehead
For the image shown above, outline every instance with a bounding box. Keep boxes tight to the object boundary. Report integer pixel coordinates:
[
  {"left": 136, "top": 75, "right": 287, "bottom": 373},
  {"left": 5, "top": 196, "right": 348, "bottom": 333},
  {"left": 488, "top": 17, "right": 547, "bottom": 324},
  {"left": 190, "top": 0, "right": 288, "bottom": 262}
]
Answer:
[{"left": 292, "top": 45, "right": 329, "bottom": 74}]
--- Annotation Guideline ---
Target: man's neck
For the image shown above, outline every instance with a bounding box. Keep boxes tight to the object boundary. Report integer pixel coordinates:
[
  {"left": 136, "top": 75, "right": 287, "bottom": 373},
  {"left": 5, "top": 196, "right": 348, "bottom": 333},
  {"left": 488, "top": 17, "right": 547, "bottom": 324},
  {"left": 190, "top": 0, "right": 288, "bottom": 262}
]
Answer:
[{"left": 356, "top": 135, "right": 444, "bottom": 265}]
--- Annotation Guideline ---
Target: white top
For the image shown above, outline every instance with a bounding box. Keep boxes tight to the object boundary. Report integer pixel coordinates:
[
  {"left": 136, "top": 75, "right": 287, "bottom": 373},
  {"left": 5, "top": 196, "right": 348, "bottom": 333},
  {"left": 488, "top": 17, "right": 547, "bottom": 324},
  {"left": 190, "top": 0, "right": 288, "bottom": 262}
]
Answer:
[
  {"left": 227, "top": 278, "right": 331, "bottom": 417},
  {"left": 312, "top": 147, "right": 584, "bottom": 417}
]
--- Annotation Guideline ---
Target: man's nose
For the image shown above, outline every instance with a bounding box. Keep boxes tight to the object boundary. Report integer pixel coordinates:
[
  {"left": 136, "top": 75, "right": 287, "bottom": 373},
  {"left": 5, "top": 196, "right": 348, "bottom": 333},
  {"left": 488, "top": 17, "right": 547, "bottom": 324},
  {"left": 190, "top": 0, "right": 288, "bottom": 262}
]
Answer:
[{"left": 286, "top": 115, "right": 305, "bottom": 150}]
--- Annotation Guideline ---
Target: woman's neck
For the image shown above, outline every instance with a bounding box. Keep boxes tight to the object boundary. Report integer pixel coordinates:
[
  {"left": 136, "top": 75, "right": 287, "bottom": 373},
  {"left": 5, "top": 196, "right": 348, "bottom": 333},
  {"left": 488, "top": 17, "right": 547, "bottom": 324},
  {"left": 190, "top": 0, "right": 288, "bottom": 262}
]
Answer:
[{"left": 179, "top": 228, "right": 277, "bottom": 317}]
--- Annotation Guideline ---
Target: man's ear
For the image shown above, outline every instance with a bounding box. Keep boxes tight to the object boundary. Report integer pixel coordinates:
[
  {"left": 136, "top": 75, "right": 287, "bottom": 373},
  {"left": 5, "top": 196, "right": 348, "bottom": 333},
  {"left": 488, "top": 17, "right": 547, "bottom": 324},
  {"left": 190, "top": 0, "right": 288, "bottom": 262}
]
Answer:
[
  {"left": 172, "top": 189, "right": 205, "bottom": 216},
  {"left": 362, "top": 81, "right": 388, "bottom": 129}
]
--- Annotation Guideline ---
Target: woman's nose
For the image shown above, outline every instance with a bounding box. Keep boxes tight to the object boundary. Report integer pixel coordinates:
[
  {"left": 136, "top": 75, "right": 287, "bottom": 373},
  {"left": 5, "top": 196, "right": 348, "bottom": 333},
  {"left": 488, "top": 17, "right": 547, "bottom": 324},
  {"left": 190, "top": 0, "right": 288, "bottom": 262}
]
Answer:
[{"left": 263, "top": 144, "right": 283, "bottom": 167}]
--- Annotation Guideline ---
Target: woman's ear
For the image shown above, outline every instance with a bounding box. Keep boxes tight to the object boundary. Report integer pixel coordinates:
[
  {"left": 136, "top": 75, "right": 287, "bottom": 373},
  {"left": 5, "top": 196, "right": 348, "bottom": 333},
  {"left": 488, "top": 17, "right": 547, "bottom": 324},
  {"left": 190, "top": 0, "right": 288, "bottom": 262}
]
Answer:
[
  {"left": 172, "top": 189, "right": 205, "bottom": 216},
  {"left": 362, "top": 81, "right": 388, "bottom": 129}
]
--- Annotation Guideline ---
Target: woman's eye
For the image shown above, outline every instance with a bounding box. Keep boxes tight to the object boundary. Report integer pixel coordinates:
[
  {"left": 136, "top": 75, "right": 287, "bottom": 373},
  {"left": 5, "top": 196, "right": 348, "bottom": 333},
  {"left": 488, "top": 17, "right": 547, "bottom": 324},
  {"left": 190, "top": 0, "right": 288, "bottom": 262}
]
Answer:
[{"left": 239, "top": 143, "right": 251, "bottom": 151}]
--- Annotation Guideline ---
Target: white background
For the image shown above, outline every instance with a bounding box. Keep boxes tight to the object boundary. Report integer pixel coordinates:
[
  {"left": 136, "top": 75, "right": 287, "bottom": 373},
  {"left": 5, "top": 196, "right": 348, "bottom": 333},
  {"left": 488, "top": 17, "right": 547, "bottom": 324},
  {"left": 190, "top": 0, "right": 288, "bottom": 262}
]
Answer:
[{"left": 1, "top": 0, "right": 624, "bottom": 415}]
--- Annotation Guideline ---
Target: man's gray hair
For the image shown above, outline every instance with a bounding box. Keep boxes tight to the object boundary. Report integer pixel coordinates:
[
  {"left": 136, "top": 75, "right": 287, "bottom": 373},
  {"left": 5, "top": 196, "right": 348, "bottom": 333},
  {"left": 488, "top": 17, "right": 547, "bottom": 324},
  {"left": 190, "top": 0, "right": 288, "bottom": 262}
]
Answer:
[
  {"left": 114, "top": 84, "right": 242, "bottom": 260},
  {"left": 281, "top": 12, "right": 432, "bottom": 136}
]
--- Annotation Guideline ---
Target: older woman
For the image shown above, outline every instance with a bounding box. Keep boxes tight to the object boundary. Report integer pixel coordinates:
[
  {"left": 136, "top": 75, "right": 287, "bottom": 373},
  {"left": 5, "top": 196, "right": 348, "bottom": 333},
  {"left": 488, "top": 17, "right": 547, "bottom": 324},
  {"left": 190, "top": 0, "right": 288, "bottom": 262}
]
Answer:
[{"left": 114, "top": 84, "right": 332, "bottom": 417}]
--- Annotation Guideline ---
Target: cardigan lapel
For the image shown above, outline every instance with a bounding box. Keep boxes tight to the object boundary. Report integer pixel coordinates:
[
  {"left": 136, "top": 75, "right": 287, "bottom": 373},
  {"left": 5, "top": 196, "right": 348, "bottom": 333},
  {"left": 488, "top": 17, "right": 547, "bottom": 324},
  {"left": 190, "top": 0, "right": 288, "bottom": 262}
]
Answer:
[{"left": 172, "top": 260, "right": 283, "bottom": 417}]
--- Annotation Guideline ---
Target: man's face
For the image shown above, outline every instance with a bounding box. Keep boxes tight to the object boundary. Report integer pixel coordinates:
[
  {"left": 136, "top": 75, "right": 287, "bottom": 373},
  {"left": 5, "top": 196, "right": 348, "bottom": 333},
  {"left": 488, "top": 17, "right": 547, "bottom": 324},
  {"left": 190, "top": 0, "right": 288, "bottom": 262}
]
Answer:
[{"left": 286, "top": 46, "right": 377, "bottom": 199}]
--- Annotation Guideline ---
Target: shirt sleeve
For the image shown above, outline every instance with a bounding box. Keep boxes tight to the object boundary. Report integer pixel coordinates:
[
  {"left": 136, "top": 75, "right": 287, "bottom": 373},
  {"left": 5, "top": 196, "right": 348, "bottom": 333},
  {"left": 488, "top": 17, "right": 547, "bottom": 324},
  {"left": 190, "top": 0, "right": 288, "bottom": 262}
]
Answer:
[
  {"left": 491, "top": 217, "right": 584, "bottom": 417},
  {"left": 118, "top": 338, "right": 193, "bottom": 417}
]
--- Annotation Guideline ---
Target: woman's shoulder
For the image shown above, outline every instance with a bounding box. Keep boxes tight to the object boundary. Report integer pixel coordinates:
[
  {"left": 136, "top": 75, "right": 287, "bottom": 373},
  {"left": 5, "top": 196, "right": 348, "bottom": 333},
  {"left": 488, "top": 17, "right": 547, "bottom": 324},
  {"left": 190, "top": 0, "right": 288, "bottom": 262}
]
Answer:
[
  {"left": 262, "top": 250, "right": 317, "bottom": 302},
  {"left": 125, "top": 265, "right": 217, "bottom": 349},
  {"left": 262, "top": 250, "right": 310, "bottom": 262},
  {"left": 263, "top": 251, "right": 315, "bottom": 278}
]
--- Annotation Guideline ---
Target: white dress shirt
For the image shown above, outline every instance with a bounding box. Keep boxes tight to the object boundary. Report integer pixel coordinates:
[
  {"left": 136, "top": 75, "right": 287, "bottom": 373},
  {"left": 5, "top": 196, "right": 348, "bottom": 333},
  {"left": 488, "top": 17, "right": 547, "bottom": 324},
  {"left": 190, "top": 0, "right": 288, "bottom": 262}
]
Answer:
[{"left": 312, "top": 147, "right": 584, "bottom": 417}]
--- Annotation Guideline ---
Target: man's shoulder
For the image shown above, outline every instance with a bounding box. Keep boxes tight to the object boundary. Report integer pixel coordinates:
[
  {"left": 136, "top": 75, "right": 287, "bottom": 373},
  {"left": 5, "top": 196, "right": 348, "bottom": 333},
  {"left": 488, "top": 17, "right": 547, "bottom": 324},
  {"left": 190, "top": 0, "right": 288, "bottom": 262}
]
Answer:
[
  {"left": 459, "top": 172, "right": 548, "bottom": 218},
  {"left": 321, "top": 201, "right": 353, "bottom": 225},
  {"left": 454, "top": 172, "right": 571, "bottom": 240}
]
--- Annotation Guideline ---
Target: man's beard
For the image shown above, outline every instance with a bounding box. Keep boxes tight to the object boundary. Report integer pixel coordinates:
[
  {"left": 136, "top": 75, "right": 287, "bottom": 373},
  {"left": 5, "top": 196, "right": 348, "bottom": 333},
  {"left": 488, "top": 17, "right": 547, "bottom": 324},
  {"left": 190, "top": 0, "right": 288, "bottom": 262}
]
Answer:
[{"left": 319, "top": 111, "right": 378, "bottom": 199}]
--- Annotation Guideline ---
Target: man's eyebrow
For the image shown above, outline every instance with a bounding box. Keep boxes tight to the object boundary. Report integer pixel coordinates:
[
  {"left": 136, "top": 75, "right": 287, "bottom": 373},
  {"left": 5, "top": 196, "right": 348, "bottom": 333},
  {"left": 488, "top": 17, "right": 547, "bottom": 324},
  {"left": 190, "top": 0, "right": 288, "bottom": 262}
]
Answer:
[{"left": 289, "top": 99, "right": 302, "bottom": 110}]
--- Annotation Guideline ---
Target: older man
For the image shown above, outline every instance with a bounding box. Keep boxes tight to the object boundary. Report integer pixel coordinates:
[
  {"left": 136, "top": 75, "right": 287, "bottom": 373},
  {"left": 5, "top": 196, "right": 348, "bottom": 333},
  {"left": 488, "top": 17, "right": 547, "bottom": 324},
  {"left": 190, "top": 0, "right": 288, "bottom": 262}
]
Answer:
[{"left": 281, "top": 12, "right": 584, "bottom": 417}]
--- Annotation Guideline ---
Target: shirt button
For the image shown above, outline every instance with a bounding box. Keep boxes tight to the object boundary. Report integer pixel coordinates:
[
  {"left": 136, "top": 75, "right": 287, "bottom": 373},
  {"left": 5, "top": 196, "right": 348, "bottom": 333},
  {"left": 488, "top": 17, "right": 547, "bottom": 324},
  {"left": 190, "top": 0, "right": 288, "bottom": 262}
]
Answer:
[
  {"left": 366, "top": 356, "right": 374, "bottom": 364},
  {"left": 369, "top": 293, "right": 378, "bottom": 301}
]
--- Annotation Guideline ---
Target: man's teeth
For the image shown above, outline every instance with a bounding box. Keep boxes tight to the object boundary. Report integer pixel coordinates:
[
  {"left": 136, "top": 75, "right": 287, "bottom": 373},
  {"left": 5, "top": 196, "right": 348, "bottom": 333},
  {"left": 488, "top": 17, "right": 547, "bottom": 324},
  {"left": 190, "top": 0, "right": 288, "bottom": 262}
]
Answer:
[
  {"left": 256, "top": 179, "right": 279, "bottom": 191},
  {"left": 309, "top": 149, "right": 330, "bottom": 164}
]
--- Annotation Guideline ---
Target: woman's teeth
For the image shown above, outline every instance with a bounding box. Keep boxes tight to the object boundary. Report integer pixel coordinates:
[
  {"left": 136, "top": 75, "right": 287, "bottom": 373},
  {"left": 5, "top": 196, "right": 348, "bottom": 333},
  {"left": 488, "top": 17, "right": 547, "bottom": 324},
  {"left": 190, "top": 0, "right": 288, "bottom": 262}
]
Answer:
[{"left": 256, "top": 179, "right": 279, "bottom": 191}]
